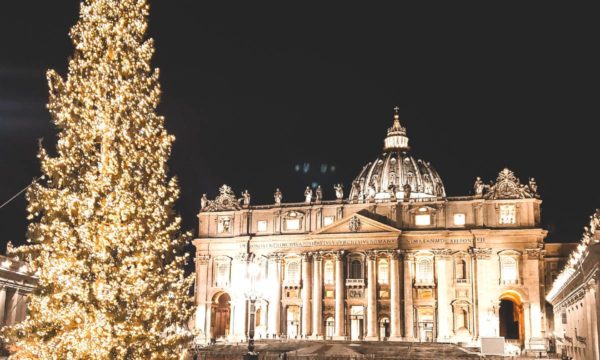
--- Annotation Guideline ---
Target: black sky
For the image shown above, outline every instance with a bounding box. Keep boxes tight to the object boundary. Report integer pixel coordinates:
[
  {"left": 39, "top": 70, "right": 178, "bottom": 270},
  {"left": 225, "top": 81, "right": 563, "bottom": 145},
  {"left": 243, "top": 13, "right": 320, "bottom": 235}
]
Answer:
[{"left": 0, "top": 2, "right": 598, "bottom": 260}]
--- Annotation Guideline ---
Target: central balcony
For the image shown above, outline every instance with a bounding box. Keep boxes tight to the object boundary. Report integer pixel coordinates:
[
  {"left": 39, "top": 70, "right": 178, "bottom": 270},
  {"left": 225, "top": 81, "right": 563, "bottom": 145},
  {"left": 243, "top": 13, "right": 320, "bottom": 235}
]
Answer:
[{"left": 345, "top": 278, "right": 365, "bottom": 287}]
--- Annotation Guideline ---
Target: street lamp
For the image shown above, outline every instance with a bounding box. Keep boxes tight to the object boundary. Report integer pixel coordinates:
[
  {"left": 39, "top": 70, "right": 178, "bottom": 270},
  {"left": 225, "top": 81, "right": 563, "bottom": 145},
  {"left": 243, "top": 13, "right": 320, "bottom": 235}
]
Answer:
[{"left": 244, "top": 255, "right": 263, "bottom": 360}]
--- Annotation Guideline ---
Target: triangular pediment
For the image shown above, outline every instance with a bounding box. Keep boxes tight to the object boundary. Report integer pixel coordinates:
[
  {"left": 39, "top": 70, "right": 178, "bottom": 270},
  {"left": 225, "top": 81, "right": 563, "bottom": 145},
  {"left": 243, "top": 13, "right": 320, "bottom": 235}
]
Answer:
[{"left": 314, "top": 212, "right": 401, "bottom": 235}]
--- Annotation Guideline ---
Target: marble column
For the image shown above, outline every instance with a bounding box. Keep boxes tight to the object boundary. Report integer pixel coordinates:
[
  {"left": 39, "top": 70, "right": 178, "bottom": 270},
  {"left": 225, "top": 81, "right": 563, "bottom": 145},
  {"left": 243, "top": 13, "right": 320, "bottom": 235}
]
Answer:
[
  {"left": 334, "top": 251, "right": 346, "bottom": 339},
  {"left": 301, "top": 253, "right": 312, "bottom": 337},
  {"left": 435, "top": 251, "right": 450, "bottom": 341},
  {"left": 403, "top": 253, "right": 415, "bottom": 340},
  {"left": 311, "top": 253, "right": 323, "bottom": 338},
  {"left": 268, "top": 255, "right": 282, "bottom": 337},
  {"left": 0, "top": 286, "right": 6, "bottom": 326},
  {"left": 365, "top": 252, "right": 378, "bottom": 340},
  {"left": 389, "top": 251, "right": 402, "bottom": 340}
]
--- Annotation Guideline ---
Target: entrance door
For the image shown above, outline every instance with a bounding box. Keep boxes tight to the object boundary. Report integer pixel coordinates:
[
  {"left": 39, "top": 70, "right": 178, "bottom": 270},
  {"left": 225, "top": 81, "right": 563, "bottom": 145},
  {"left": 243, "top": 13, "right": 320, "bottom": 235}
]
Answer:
[
  {"left": 286, "top": 305, "right": 300, "bottom": 338},
  {"left": 350, "top": 306, "right": 364, "bottom": 340},
  {"left": 499, "top": 298, "right": 522, "bottom": 342},
  {"left": 212, "top": 293, "right": 231, "bottom": 339},
  {"left": 417, "top": 307, "right": 434, "bottom": 342}
]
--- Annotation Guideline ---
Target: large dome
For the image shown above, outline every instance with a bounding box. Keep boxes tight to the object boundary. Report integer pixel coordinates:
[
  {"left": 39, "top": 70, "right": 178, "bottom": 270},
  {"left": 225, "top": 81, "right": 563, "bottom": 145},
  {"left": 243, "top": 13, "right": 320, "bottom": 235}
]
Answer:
[{"left": 348, "top": 107, "right": 446, "bottom": 201}]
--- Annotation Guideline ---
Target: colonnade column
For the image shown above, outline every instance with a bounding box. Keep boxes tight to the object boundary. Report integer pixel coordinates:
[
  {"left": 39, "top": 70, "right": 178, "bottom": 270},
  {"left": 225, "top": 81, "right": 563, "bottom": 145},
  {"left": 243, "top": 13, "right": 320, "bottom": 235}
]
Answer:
[
  {"left": 268, "top": 254, "right": 282, "bottom": 338},
  {"left": 301, "top": 253, "right": 312, "bottom": 338},
  {"left": 311, "top": 253, "right": 323, "bottom": 338},
  {"left": 334, "top": 251, "right": 345, "bottom": 339},
  {"left": 0, "top": 286, "right": 6, "bottom": 326},
  {"left": 403, "top": 252, "right": 415, "bottom": 340},
  {"left": 389, "top": 251, "right": 401, "bottom": 340},
  {"left": 365, "top": 252, "right": 378, "bottom": 340}
]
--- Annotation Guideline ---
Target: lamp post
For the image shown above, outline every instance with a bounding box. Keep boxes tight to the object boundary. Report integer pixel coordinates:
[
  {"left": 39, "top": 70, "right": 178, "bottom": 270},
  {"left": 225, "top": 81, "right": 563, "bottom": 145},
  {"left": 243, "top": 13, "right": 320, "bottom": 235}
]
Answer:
[{"left": 244, "top": 256, "right": 262, "bottom": 360}]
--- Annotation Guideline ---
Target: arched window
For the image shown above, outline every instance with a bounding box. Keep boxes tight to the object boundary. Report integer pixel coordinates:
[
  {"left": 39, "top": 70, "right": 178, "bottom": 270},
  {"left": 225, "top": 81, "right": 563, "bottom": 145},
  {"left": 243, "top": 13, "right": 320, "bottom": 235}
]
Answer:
[
  {"left": 456, "top": 259, "right": 466, "bottom": 281},
  {"left": 416, "top": 258, "right": 433, "bottom": 282},
  {"left": 501, "top": 257, "right": 518, "bottom": 283},
  {"left": 350, "top": 259, "right": 362, "bottom": 279},
  {"left": 216, "top": 262, "right": 229, "bottom": 287},
  {"left": 286, "top": 261, "right": 300, "bottom": 283},
  {"left": 324, "top": 260, "right": 334, "bottom": 285},
  {"left": 378, "top": 259, "right": 389, "bottom": 284}
]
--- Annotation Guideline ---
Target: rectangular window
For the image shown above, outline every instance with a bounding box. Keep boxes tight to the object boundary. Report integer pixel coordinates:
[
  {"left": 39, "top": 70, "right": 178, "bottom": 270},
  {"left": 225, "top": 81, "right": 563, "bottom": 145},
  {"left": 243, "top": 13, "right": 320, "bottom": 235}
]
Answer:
[
  {"left": 453, "top": 213, "right": 466, "bottom": 226},
  {"left": 257, "top": 220, "right": 268, "bottom": 232},
  {"left": 285, "top": 219, "right": 300, "bottom": 230},
  {"left": 217, "top": 216, "right": 231, "bottom": 233},
  {"left": 323, "top": 216, "right": 335, "bottom": 227},
  {"left": 326, "top": 290, "right": 334, "bottom": 298},
  {"left": 499, "top": 205, "right": 516, "bottom": 225},
  {"left": 415, "top": 214, "right": 431, "bottom": 226}
]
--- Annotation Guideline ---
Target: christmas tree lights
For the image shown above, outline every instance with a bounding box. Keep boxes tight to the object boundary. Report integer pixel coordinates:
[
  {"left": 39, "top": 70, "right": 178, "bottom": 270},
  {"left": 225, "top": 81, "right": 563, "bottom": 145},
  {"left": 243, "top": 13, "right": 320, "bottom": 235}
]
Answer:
[{"left": 2, "top": 0, "right": 194, "bottom": 358}]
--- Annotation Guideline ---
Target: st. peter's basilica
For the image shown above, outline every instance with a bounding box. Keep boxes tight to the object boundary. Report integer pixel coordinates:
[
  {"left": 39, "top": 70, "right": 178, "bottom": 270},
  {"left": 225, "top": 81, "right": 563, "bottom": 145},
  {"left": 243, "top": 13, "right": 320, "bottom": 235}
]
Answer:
[{"left": 193, "top": 108, "right": 557, "bottom": 354}]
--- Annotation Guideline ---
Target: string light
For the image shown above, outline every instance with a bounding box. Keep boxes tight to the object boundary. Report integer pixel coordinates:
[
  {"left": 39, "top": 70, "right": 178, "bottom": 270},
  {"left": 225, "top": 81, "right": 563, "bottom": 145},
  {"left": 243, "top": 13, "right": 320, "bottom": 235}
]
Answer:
[{"left": 1, "top": 0, "right": 194, "bottom": 358}]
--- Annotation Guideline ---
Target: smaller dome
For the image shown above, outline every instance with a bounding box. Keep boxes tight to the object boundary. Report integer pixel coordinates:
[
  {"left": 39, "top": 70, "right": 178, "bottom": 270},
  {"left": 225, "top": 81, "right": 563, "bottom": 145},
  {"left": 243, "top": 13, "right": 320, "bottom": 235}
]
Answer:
[{"left": 348, "top": 107, "right": 446, "bottom": 201}]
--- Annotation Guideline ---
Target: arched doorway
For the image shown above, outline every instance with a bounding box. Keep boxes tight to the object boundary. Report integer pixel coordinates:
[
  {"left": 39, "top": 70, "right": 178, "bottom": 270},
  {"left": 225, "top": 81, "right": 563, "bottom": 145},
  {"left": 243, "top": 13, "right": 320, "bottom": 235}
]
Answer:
[
  {"left": 211, "top": 292, "right": 231, "bottom": 339},
  {"left": 499, "top": 292, "right": 524, "bottom": 345}
]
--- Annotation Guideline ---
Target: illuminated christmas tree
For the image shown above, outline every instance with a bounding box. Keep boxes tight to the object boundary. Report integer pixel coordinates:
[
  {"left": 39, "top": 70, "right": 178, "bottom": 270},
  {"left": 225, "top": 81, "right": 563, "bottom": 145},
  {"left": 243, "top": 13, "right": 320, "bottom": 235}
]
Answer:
[{"left": 4, "top": 0, "right": 194, "bottom": 357}]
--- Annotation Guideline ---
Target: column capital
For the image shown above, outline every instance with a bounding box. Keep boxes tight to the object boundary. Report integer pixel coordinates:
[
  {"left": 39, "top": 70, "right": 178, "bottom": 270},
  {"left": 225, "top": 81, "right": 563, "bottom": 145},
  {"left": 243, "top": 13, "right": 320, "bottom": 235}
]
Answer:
[
  {"left": 301, "top": 252, "right": 312, "bottom": 262},
  {"left": 312, "top": 252, "right": 323, "bottom": 262},
  {"left": 197, "top": 254, "right": 211, "bottom": 265},
  {"left": 269, "top": 253, "right": 284, "bottom": 262},
  {"left": 432, "top": 248, "right": 453, "bottom": 258},
  {"left": 524, "top": 247, "right": 543, "bottom": 260},
  {"left": 469, "top": 247, "right": 492, "bottom": 260},
  {"left": 400, "top": 250, "right": 415, "bottom": 261},
  {"left": 334, "top": 250, "right": 345, "bottom": 260},
  {"left": 366, "top": 250, "right": 378, "bottom": 261}
]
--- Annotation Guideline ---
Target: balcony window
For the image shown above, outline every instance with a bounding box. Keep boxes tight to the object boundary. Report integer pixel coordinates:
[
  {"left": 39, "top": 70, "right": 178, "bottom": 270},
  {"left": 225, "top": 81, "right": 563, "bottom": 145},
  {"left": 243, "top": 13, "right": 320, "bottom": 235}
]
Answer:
[
  {"left": 350, "top": 259, "right": 363, "bottom": 279},
  {"left": 286, "top": 261, "right": 300, "bottom": 283},
  {"left": 416, "top": 258, "right": 434, "bottom": 283}
]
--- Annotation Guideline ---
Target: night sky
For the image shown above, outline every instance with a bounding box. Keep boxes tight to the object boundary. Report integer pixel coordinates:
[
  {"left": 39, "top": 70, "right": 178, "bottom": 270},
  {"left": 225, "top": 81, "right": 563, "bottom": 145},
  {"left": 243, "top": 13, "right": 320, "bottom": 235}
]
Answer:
[{"left": 0, "top": 2, "right": 597, "bottom": 262}]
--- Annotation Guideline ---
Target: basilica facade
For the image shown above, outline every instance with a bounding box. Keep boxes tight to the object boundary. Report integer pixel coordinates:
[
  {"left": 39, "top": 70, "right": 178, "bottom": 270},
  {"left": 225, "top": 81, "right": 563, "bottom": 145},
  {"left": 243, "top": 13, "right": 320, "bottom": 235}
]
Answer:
[{"left": 193, "top": 108, "right": 549, "bottom": 353}]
